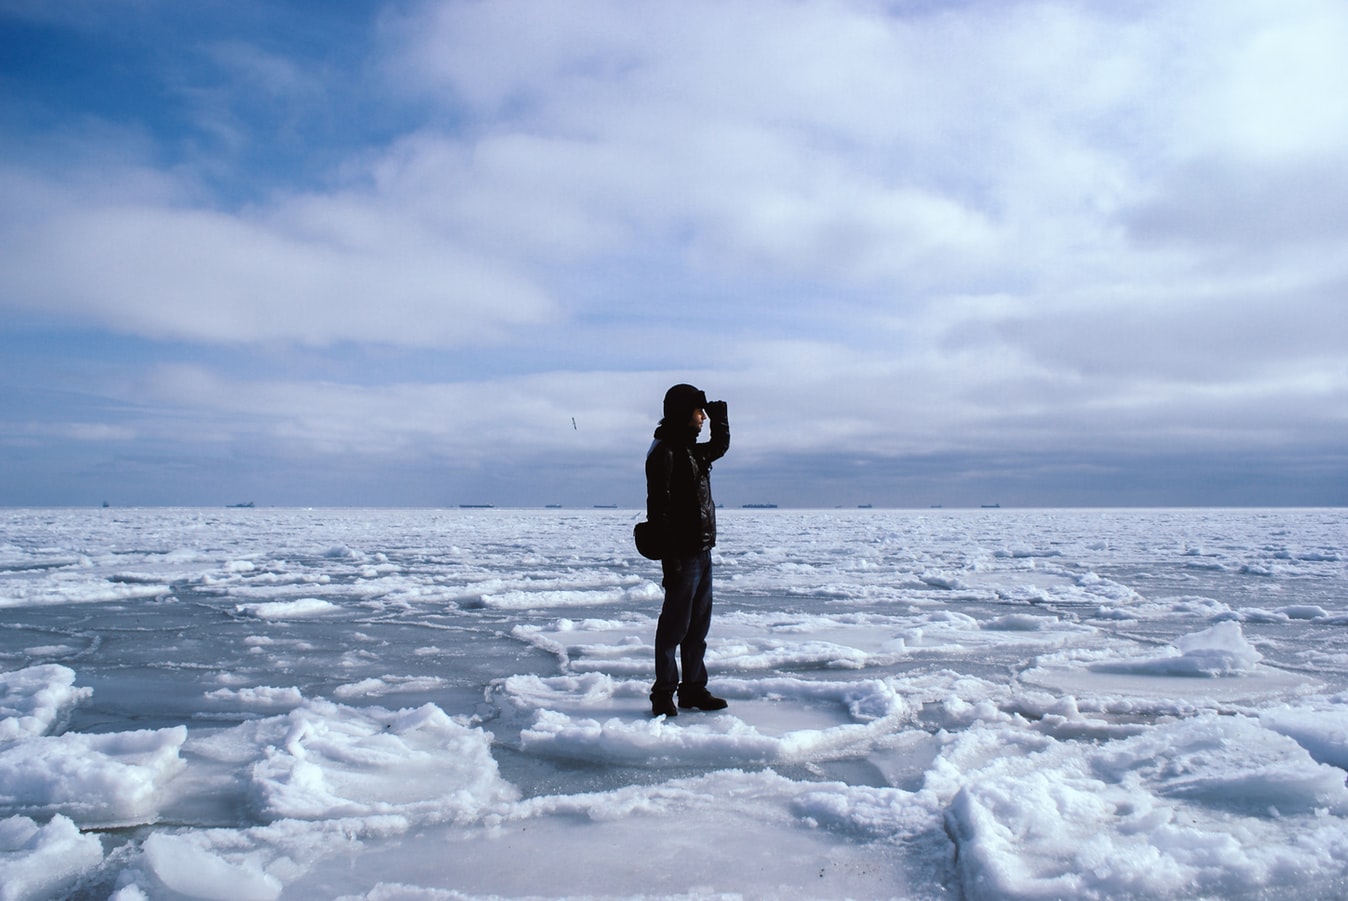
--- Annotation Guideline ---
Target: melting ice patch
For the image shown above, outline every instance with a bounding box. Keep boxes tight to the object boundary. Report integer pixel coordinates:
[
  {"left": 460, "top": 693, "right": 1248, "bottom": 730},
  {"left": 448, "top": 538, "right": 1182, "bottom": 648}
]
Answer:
[
  {"left": 495, "top": 672, "right": 908, "bottom": 767},
  {"left": 0, "top": 573, "right": 171, "bottom": 609},
  {"left": 1090, "top": 622, "right": 1263, "bottom": 677},
  {"left": 192, "top": 699, "right": 517, "bottom": 823},
  {"left": 234, "top": 598, "right": 341, "bottom": 619},
  {"left": 946, "top": 715, "right": 1348, "bottom": 901},
  {"left": 0, "top": 814, "right": 104, "bottom": 901},
  {"left": 0, "top": 726, "right": 187, "bottom": 828},
  {"left": 1260, "top": 702, "right": 1348, "bottom": 770},
  {"left": 512, "top": 608, "right": 1096, "bottom": 682},
  {"left": 202, "top": 685, "right": 305, "bottom": 712},
  {"left": 139, "top": 831, "right": 284, "bottom": 901},
  {"left": 331, "top": 675, "right": 449, "bottom": 700},
  {"left": 1022, "top": 622, "right": 1304, "bottom": 706},
  {"left": 0, "top": 664, "right": 91, "bottom": 740}
]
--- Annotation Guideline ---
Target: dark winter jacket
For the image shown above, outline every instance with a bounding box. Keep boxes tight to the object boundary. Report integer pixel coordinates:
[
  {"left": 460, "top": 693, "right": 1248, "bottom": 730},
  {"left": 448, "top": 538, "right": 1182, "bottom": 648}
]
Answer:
[{"left": 645, "top": 410, "right": 729, "bottom": 557}]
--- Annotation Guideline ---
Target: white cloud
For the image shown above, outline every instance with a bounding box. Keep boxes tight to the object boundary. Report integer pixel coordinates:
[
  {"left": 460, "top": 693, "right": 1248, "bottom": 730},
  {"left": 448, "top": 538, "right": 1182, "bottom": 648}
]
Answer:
[
  {"left": 0, "top": 167, "right": 557, "bottom": 347},
  {"left": 1173, "top": 0, "right": 1348, "bottom": 161},
  {"left": 120, "top": 363, "right": 670, "bottom": 462},
  {"left": 3, "top": 0, "right": 1347, "bottom": 503},
  {"left": 10, "top": 0, "right": 1346, "bottom": 354},
  {"left": 0, "top": 422, "right": 139, "bottom": 445}
]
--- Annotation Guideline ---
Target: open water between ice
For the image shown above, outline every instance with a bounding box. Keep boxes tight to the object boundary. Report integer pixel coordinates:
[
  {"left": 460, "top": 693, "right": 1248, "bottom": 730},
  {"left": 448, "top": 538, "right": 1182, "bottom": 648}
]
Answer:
[{"left": 1, "top": 507, "right": 1346, "bottom": 899}]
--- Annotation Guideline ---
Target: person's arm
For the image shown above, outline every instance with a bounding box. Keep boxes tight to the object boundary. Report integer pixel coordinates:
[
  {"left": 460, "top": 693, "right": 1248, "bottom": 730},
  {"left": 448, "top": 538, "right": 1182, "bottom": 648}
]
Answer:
[{"left": 704, "top": 400, "right": 730, "bottom": 462}]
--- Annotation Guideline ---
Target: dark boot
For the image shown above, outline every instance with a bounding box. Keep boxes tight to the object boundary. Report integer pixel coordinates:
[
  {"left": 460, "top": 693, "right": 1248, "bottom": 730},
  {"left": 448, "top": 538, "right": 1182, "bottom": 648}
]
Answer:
[
  {"left": 651, "top": 692, "right": 678, "bottom": 718},
  {"left": 678, "top": 687, "right": 728, "bottom": 711}
]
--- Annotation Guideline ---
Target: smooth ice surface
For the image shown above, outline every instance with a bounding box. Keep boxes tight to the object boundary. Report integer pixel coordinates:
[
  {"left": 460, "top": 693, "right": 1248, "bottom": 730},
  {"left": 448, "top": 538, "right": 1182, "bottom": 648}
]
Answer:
[{"left": 1, "top": 506, "right": 1345, "bottom": 899}]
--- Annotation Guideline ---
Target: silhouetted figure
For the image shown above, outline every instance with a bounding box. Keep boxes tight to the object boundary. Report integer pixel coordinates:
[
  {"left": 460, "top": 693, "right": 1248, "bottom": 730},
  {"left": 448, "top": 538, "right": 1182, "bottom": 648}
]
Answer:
[{"left": 645, "top": 384, "right": 730, "bottom": 717}]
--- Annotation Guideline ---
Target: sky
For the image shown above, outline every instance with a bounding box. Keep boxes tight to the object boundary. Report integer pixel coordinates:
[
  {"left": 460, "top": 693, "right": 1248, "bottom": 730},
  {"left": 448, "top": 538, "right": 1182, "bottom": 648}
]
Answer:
[{"left": 2, "top": 0, "right": 1346, "bottom": 509}]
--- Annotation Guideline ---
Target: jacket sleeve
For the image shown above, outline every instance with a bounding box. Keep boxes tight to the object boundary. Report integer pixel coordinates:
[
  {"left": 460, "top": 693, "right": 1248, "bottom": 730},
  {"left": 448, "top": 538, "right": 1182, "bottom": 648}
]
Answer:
[{"left": 703, "top": 405, "right": 730, "bottom": 464}]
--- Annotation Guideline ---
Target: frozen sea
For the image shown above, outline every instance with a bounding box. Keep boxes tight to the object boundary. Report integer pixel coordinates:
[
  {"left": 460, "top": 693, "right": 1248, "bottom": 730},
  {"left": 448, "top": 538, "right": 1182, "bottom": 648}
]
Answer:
[{"left": 1, "top": 506, "right": 1346, "bottom": 901}]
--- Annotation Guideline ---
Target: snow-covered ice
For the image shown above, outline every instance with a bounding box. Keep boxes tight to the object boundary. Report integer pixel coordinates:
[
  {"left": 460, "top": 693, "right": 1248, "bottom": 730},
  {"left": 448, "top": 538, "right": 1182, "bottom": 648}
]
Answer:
[{"left": 1, "top": 506, "right": 1345, "bottom": 899}]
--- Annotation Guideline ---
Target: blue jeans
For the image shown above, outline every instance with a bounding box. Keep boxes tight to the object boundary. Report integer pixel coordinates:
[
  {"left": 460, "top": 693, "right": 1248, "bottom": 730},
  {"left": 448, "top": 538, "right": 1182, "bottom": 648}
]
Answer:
[{"left": 652, "top": 550, "right": 713, "bottom": 696}]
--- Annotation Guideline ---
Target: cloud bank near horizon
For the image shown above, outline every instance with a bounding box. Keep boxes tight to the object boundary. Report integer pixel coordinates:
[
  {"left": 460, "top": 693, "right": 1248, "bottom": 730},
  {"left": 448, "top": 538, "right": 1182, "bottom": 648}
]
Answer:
[{"left": 2, "top": 0, "right": 1346, "bottom": 506}]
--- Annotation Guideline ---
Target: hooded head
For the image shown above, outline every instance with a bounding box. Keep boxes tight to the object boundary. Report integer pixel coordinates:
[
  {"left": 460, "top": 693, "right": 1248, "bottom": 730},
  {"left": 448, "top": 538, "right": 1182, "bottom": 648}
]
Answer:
[{"left": 662, "top": 383, "right": 707, "bottom": 426}]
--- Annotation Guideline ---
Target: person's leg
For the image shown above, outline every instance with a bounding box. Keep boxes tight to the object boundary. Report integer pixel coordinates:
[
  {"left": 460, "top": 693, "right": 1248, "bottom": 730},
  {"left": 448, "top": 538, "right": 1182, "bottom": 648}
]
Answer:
[
  {"left": 678, "top": 551, "right": 726, "bottom": 710},
  {"left": 678, "top": 550, "right": 713, "bottom": 690},
  {"left": 652, "top": 554, "right": 702, "bottom": 712}
]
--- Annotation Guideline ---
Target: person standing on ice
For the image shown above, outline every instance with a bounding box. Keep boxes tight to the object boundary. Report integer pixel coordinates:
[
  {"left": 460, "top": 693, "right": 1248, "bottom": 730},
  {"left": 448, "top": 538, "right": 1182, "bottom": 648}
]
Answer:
[{"left": 645, "top": 383, "right": 731, "bottom": 718}]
